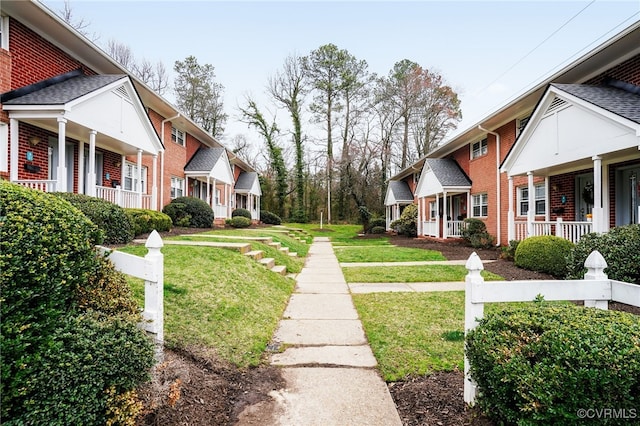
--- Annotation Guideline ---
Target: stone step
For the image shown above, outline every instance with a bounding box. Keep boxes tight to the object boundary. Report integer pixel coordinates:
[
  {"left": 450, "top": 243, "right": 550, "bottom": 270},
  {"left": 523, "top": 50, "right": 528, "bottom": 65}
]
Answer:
[
  {"left": 244, "top": 250, "right": 264, "bottom": 260},
  {"left": 154, "top": 240, "right": 251, "bottom": 254},
  {"left": 271, "top": 265, "right": 287, "bottom": 275},
  {"left": 288, "top": 252, "right": 298, "bottom": 257},
  {"left": 183, "top": 234, "right": 273, "bottom": 244},
  {"left": 268, "top": 241, "right": 282, "bottom": 249},
  {"left": 279, "top": 246, "right": 290, "bottom": 254},
  {"left": 259, "top": 257, "right": 276, "bottom": 269}
]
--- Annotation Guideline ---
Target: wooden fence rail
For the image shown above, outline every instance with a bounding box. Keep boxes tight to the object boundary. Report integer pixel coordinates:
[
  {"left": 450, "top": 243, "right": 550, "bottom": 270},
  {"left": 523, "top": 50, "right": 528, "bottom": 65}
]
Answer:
[{"left": 464, "top": 250, "right": 640, "bottom": 404}]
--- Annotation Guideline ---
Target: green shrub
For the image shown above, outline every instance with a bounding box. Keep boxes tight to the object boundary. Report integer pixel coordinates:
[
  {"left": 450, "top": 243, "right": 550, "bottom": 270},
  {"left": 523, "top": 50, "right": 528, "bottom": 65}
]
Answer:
[
  {"left": 229, "top": 216, "right": 251, "bottom": 228},
  {"left": 232, "top": 208, "right": 252, "bottom": 219},
  {"left": 514, "top": 235, "right": 574, "bottom": 278},
  {"left": 370, "top": 226, "right": 386, "bottom": 234},
  {"left": 367, "top": 217, "right": 386, "bottom": 233},
  {"left": 289, "top": 209, "right": 308, "bottom": 223},
  {"left": 125, "top": 208, "right": 172, "bottom": 236},
  {"left": 500, "top": 239, "right": 520, "bottom": 261},
  {"left": 461, "top": 218, "right": 494, "bottom": 248},
  {"left": 566, "top": 224, "right": 640, "bottom": 283},
  {"left": 391, "top": 204, "right": 417, "bottom": 237},
  {"left": 466, "top": 304, "right": 640, "bottom": 425},
  {"left": 53, "top": 192, "right": 134, "bottom": 244},
  {"left": 162, "top": 196, "right": 214, "bottom": 228},
  {"left": 261, "top": 210, "right": 282, "bottom": 225}
]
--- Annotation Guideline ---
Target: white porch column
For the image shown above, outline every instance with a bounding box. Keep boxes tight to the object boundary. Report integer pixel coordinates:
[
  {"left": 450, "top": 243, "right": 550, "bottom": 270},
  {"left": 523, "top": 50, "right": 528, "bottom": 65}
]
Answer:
[
  {"left": 226, "top": 183, "right": 231, "bottom": 218},
  {"left": 78, "top": 140, "right": 85, "bottom": 194},
  {"left": 87, "top": 130, "right": 97, "bottom": 196},
  {"left": 527, "top": 171, "right": 534, "bottom": 237},
  {"left": 592, "top": 155, "right": 603, "bottom": 233},
  {"left": 136, "top": 149, "right": 143, "bottom": 208},
  {"left": 544, "top": 176, "right": 550, "bottom": 222},
  {"left": 443, "top": 191, "right": 449, "bottom": 239},
  {"left": 257, "top": 195, "right": 261, "bottom": 221},
  {"left": 435, "top": 193, "right": 440, "bottom": 238},
  {"left": 57, "top": 117, "right": 67, "bottom": 192},
  {"left": 9, "top": 119, "right": 19, "bottom": 181},
  {"left": 507, "top": 176, "right": 515, "bottom": 242},
  {"left": 206, "top": 177, "right": 212, "bottom": 209},
  {"left": 152, "top": 154, "right": 158, "bottom": 210},
  {"left": 417, "top": 197, "right": 423, "bottom": 236}
]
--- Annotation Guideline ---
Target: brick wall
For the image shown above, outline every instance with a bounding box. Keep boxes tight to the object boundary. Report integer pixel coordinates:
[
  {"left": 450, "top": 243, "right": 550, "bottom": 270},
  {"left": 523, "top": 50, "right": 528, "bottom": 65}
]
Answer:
[{"left": 586, "top": 54, "right": 640, "bottom": 86}]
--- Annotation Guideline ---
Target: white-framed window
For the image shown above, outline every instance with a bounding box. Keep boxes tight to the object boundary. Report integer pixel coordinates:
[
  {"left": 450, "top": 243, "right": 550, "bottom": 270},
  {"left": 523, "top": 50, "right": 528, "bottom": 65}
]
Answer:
[
  {"left": 518, "top": 184, "right": 546, "bottom": 216},
  {"left": 472, "top": 193, "right": 488, "bottom": 217},
  {"left": 123, "top": 162, "right": 147, "bottom": 193},
  {"left": 1, "top": 16, "right": 9, "bottom": 51},
  {"left": 171, "top": 126, "right": 185, "bottom": 146},
  {"left": 516, "top": 115, "right": 531, "bottom": 137},
  {"left": 170, "top": 176, "right": 184, "bottom": 199},
  {"left": 0, "top": 122, "right": 7, "bottom": 172},
  {"left": 215, "top": 188, "right": 221, "bottom": 205},
  {"left": 471, "top": 138, "right": 488, "bottom": 159},
  {"left": 429, "top": 201, "right": 437, "bottom": 219}
]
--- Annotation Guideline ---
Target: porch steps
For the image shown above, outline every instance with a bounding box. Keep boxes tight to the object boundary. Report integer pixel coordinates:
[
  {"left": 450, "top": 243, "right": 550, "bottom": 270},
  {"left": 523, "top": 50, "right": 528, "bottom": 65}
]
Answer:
[
  {"left": 244, "top": 250, "right": 264, "bottom": 261},
  {"left": 259, "top": 257, "right": 276, "bottom": 269},
  {"left": 138, "top": 239, "right": 251, "bottom": 254}
]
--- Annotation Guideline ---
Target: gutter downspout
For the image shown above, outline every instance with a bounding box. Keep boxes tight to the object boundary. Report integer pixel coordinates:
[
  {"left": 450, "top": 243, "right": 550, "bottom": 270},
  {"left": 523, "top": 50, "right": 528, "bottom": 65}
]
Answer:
[
  {"left": 478, "top": 125, "right": 501, "bottom": 246},
  {"left": 160, "top": 113, "right": 180, "bottom": 208}
]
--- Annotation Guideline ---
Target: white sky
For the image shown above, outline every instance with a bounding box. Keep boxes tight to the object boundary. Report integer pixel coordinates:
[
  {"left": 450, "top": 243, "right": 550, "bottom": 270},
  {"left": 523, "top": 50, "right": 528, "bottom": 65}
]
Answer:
[{"left": 42, "top": 0, "right": 640, "bottom": 153}]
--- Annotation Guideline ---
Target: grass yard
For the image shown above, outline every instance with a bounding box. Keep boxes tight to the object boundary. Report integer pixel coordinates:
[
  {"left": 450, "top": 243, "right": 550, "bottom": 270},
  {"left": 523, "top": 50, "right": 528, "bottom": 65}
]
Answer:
[
  {"left": 118, "top": 244, "right": 295, "bottom": 367},
  {"left": 353, "top": 292, "right": 466, "bottom": 381},
  {"left": 334, "top": 246, "right": 445, "bottom": 263},
  {"left": 197, "top": 227, "right": 312, "bottom": 257},
  {"left": 343, "top": 264, "right": 504, "bottom": 283}
]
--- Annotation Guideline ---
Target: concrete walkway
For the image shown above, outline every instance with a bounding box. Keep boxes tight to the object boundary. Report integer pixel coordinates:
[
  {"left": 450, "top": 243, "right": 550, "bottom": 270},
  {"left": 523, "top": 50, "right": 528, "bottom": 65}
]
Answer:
[{"left": 238, "top": 237, "right": 402, "bottom": 426}]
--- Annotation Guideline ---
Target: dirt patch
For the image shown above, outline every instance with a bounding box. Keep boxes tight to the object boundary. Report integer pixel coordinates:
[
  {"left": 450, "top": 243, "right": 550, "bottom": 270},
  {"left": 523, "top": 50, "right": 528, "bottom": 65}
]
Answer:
[{"left": 135, "top": 231, "right": 638, "bottom": 425}]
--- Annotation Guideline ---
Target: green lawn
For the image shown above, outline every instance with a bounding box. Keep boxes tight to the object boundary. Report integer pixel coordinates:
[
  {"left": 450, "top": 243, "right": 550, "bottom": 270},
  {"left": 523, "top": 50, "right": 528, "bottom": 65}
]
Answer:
[
  {"left": 343, "top": 264, "right": 504, "bottom": 283},
  {"left": 118, "top": 244, "right": 295, "bottom": 367},
  {"left": 334, "top": 246, "right": 445, "bottom": 263},
  {"left": 195, "top": 227, "right": 312, "bottom": 257}
]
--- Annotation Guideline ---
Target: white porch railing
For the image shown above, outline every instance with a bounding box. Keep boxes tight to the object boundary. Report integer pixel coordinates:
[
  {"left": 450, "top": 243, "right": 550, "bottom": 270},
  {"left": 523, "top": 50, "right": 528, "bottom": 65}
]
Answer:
[
  {"left": 96, "top": 185, "right": 152, "bottom": 209},
  {"left": 214, "top": 204, "right": 229, "bottom": 219},
  {"left": 422, "top": 220, "right": 438, "bottom": 237},
  {"left": 514, "top": 218, "right": 592, "bottom": 244},
  {"left": 97, "top": 231, "right": 164, "bottom": 359},
  {"left": 447, "top": 220, "right": 464, "bottom": 238},
  {"left": 14, "top": 179, "right": 57, "bottom": 192},
  {"left": 463, "top": 250, "right": 640, "bottom": 404}
]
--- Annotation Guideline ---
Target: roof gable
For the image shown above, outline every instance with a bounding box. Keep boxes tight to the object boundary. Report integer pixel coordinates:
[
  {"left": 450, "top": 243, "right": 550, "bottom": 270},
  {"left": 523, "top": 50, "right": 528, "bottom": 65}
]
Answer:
[
  {"left": 384, "top": 180, "right": 414, "bottom": 205},
  {"left": 234, "top": 172, "right": 262, "bottom": 196},
  {"left": 184, "top": 147, "right": 234, "bottom": 184},
  {"left": 416, "top": 158, "right": 471, "bottom": 197}
]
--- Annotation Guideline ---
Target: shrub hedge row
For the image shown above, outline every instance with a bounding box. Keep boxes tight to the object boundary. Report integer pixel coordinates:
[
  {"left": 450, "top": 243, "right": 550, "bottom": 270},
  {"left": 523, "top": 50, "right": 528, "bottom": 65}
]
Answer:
[
  {"left": 125, "top": 208, "right": 172, "bottom": 236},
  {"left": 260, "top": 210, "right": 282, "bottom": 225}
]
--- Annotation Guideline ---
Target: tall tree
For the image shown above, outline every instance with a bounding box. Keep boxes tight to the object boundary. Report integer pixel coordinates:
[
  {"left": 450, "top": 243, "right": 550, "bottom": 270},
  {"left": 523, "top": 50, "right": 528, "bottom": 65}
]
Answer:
[
  {"left": 106, "top": 40, "right": 169, "bottom": 95},
  {"left": 269, "top": 54, "right": 308, "bottom": 222},
  {"left": 238, "top": 98, "right": 288, "bottom": 218},
  {"left": 302, "top": 44, "right": 350, "bottom": 224},
  {"left": 174, "top": 56, "right": 227, "bottom": 138}
]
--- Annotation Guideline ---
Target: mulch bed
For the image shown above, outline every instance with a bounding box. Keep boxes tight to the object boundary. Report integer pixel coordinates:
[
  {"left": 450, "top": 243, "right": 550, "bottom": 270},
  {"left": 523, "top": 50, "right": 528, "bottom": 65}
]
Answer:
[{"left": 135, "top": 230, "right": 638, "bottom": 425}]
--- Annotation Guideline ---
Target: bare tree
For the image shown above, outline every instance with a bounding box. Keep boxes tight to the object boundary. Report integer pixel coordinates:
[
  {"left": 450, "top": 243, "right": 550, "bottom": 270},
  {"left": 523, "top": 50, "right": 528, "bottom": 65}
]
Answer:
[
  {"left": 58, "top": 0, "right": 97, "bottom": 40},
  {"left": 105, "top": 39, "right": 169, "bottom": 95}
]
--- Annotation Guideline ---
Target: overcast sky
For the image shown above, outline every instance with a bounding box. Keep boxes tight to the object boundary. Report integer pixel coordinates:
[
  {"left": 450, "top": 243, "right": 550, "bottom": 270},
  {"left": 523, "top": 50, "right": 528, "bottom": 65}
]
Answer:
[{"left": 42, "top": 0, "right": 640, "bottom": 150}]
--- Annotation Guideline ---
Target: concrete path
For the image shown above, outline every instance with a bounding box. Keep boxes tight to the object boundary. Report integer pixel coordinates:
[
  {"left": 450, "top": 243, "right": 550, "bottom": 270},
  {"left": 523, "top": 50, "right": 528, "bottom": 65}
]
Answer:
[{"left": 238, "top": 237, "right": 402, "bottom": 426}]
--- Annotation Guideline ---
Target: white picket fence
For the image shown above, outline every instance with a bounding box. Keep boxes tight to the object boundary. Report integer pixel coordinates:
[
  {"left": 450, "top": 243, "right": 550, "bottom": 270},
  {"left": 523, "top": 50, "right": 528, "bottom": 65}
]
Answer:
[
  {"left": 97, "top": 230, "right": 164, "bottom": 357},
  {"left": 464, "top": 250, "right": 640, "bottom": 405}
]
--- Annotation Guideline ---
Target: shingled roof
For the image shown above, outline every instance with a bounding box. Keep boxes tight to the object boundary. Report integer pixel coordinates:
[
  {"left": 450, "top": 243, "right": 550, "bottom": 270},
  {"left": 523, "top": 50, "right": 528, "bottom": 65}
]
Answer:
[
  {"left": 424, "top": 158, "right": 471, "bottom": 187},
  {"left": 388, "top": 181, "right": 414, "bottom": 202},
  {"left": 552, "top": 83, "right": 640, "bottom": 124},
  {"left": 184, "top": 147, "right": 226, "bottom": 172},
  {"left": 235, "top": 172, "right": 259, "bottom": 191}
]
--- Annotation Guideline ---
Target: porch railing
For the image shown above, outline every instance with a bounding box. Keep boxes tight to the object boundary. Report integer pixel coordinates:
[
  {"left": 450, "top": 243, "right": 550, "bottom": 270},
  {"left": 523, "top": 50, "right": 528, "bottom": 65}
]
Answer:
[
  {"left": 96, "top": 186, "right": 152, "bottom": 209},
  {"left": 514, "top": 218, "right": 592, "bottom": 244},
  {"left": 422, "top": 220, "right": 438, "bottom": 237},
  {"left": 447, "top": 220, "right": 464, "bottom": 238},
  {"left": 14, "top": 179, "right": 57, "bottom": 192},
  {"left": 214, "top": 204, "right": 229, "bottom": 219}
]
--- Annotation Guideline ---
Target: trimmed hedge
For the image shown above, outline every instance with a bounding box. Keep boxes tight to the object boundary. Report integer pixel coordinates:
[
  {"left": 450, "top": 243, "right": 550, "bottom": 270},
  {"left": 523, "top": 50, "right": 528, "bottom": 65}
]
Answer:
[
  {"left": 466, "top": 304, "right": 640, "bottom": 425},
  {"left": 260, "top": 210, "right": 282, "bottom": 225},
  {"left": 370, "top": 226, "right": 386, "bottom": 234},
  {"left": 162, "top": 196, "right": 214, "bottom": 228},
  {"left": 229, "top": 216, "right": 251, "bottom": 228},
  {"left": 367, "top": 217, "right": 386, "bottom": 233},
  {"left": 566, "top": 224, "right": 640, "bottom": 283},
  {"left": 125, "top": 208, "right": 172, "bottom": 237},
  {"left": 461, "top": 218, "right": 494, "bottom": 248},
  {"left": 232, "top": 208, "right": 252, "bottom": 219},
  {"left": 514, "top": 235, "right": 574, "bottom": 278}
]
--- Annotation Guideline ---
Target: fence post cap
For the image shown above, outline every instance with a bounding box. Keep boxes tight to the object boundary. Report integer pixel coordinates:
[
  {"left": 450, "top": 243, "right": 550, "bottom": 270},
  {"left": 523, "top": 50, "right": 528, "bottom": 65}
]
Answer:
[
  {"left": 465, "top": 252, "right": 484, "bottom": 271},
  {"left": 584, "top": 250, "right": 607, "bottom": 269},
  {"left": 145, "top": 230, "right": 164, "bottom": 249}
]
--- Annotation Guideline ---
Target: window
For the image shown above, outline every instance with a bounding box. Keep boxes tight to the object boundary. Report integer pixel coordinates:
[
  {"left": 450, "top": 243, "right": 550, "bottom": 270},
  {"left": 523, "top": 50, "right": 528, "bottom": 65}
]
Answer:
[
  {"left": 518, "top": 184, "right": 546, "bottom": 216},
  {"left": 517, "top": 115, "right": 531, "bottom": 137},
  {"left": 471, "top": 138, "right": 488, "bottom": 159},
  {"left": 170, "top": 176, "right": 184, "bottom": 199},
  {"left": 472, "top": 193, "right": 488, "bottom": 217},
  {"left": 215, "top": 188, "right": 221, "bottom": 205},
  {"left": 0, "top": 123, "right": 7, "bottom": 172},
  {"left": 0, "top": 16, "right": 8, "bottom": 51},
  {"left": 429, "top": 201, "right": 437, "bottom": 219},
  {"left": 171, "top": 126, "right": 185, "bottom": 146},
  {"left": 124, "top": 162, "right": 147, "bottom": 192}
]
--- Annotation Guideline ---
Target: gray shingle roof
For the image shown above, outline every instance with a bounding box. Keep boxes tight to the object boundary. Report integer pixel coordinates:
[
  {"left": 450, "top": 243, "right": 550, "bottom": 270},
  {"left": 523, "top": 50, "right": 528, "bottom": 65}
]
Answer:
[
  {"left": 425, "top": 158, "right": 471, "bottom": 187},
  {"left": 388, "top": 180, "right": 414, "bottom": 202},
  {"left": 552, "top": 83, "right": 640, "bottom": 124},
  {"left": 3, "top": 74, "right": 126, "bottom": 105},
  {"left": 235, "top": 172, "right": 258, "bottom": 191},
  {"left": 184, "top": 147, "right": 225, "bottom": 172}
]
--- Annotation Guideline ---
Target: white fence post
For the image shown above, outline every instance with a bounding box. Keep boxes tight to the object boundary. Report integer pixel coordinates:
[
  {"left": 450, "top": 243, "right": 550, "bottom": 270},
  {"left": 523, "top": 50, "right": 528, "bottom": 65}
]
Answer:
[
  {"left": 464, "top": 252, "right": 484, "bottom": 405},
  {"left": 143, "top": 230, "right": 164, "bottom": 358},
  {"left": 583, "top": 250, "right": 608, "bottom": 310}
]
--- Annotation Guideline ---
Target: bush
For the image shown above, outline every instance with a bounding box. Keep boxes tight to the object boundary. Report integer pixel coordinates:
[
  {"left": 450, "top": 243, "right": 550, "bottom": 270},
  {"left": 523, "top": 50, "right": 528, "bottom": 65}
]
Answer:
[
  {"left": 125, "top": 208, "right": 172, "bottom": 236},
  {"left": 0, "top": 182, "right": 154, "bottom": 423},
  {"left": 566, "top": 224, "right": 640, "bottom": 283},
  {"left": 232, "top": 208, "right": 252, "bottom": 219},
  {"left": 370, "top": 226, "right": 386, "bottom": 234},
  {"left": 514, "top": 235, "right": 574, "bottom": 278},
  {"left": 367, "top": 217, "right": 386, "bottom": 233},
  {"left": 260, "top": 210, "right": 282, "bottom": 225},
  {"left": 460, "top": 218, "right": 494, "bottom": 248},
  {"left": 53, "top": 192, "right": 134, "bottom": 244},
  {"left": 391, "top": 204, "right": 417, "bottom": 237},
  {"left": 500, "top": 240, "right": 520, "bottom": 261},
  {"left": 289, "top": 209, "right": 308, "bottom": 223},
  {"left": 229, "top": 216, "right": 251, "bottom": 228},
  {"left": 466, "top": 304, "right": 640, "bottom": 425},
  {"left": 162, "top": 196, "right": 214, "bottom": 228}
]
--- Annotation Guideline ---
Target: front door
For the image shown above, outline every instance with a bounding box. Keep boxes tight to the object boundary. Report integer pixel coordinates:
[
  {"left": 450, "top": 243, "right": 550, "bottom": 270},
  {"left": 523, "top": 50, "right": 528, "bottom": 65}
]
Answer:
[
  {"left": 48, "top": 138, "right": 74, "bottom": 192},
  {"left": 616, "top": 165, "right": 640, "bottom": 226},
  {"left": 575, "top": 174, "right": 594, "bottom": 222},
  {"left": 83, "top": 148, "right": 103, "bottom": 193}
]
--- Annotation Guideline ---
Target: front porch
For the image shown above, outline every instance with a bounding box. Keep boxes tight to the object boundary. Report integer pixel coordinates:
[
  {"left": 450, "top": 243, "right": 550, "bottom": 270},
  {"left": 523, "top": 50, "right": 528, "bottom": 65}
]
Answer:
[{"left": 185, "top": 147, "right": 235, "bottom": 221}]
